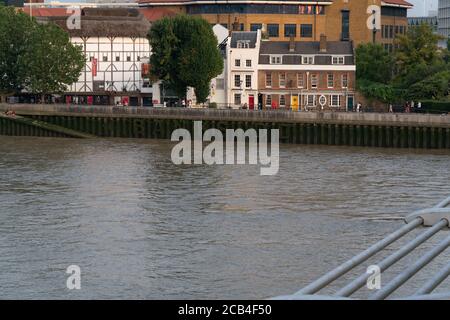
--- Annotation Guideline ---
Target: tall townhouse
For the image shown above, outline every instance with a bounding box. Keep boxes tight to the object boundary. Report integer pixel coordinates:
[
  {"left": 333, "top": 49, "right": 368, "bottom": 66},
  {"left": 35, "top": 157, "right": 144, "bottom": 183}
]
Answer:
[{"left": 226, "top": 31, "right": 262, "bottom": 109}]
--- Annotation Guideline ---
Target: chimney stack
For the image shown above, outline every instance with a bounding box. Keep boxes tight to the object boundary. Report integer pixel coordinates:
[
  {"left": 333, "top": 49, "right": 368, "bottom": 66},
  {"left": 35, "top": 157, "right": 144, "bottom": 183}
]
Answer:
[
  {"left": 320, "top": 34, "right": 327, "bottom": 52},
  {"left": 232, "top": 17, "right": 240, "bottom": 31},
  {"left": 289, "top": 36, "right": 295, "bottom": 52}
]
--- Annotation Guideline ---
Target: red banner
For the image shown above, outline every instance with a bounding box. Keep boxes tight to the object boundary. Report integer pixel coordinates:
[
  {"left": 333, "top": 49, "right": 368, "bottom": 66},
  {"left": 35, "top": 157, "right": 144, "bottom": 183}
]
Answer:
[
  {"left": 92, "top": 58, "right": 97, "bottom": 77},
  {"left": 141, "top": 63, "right": 150, "bottom": 78}
]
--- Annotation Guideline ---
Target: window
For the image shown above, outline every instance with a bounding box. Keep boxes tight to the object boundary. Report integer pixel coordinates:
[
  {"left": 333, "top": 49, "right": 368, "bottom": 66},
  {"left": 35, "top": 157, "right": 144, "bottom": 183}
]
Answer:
[
  {"left": 330, "top": 95, "right": 341, "bottom": 107},
  {"left": 267, "top": 24, "right": 279, "bottom": 37},
  {"left": 280, "top": 95, "right": 286, "bottom": 107},
  {"left": 216, "top": 78, "right": 225, "bottom": 90},
  {"left": 284, "top": 24, "right": 297, "bottom": 37},
  {"left": 307, "top": 95, "right": 315, "bottom": 106},
  {"left": 143, "top": 80, "right": 151, "bottom": 88},
  {"left": 265, "top": 95, "right": 272, "bottom": 107},
  {"left": 332, "top": 56, "right": 345, "bottom": 64},
  {"left": 342, "top": 74, "right": 348, "bottom": 88},
  {"left": 381, "top": 24, "right": 385, "bottom": 38},
  {"left": 234, "top": 74, "right": 241, "bottom": 87},
  {"left": 89, "top": 56, "right": 94, "bottom": 62},
  {"left": 300, "top": 24, "right": 313, "bottom": 38},
  {"left": 311, "top": 74, "right": 318, "bottom": 89},
  {"left": 137, "top": 56, "right": 140, "bottom": 62},
  {"left": 266, "top": 73, "right": 272, "bottom": 87},
  {"left": 341, "top": 10, "right": 350, "bottom": 40},
  {"left": 297, "top": 73, "right": 304, "bottom": 88},
  {"left": 246, "top": 59, "right": 252, "bottom": 67},
  {"left": 237, "top": 40, "right": 250, "bottom": 48},
  {"left": 245, "top": 75, "right": 252, "bottom": 88},
  {"left": 270, "top": 55, "right": 282, "bottom": 64},
  {"left": 250, "top": 23, "right": 262, "bottom": 31},
  {"left": 115, "top": 55, "right": 120, "bottom": 62},
  {"left": 302, "top": 56, "right": 314, "bottom": 64},
  {"left": 235, "top": 59, "right": 241, "bottom": 67},
  {"left": 234, "top": 94, "right": 242, "bottom": 105},
  {"left": 327, "top": 74, "right": 334, "bottom": 88},
  {"left": 126, "top": 55, "right": 131, "bottom": 62},
  {"left": 279, "top": 73, "right": 286, "bottom": 88},
  {"left": 102, "top": 55, "right": 108, "bottom": 62}
]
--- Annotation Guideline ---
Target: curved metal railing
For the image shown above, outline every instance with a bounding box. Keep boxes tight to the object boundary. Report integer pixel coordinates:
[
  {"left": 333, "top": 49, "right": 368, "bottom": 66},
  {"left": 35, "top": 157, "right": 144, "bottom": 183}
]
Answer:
[{"left": 272, "top": 196, "right": 450, "bottom": 300}]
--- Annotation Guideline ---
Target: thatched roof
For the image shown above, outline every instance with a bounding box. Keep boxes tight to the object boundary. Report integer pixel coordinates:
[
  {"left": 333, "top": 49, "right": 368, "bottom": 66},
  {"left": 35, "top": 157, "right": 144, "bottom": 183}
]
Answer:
[{"left": 36, "top": 8, "right": 151, "bottom": 38}]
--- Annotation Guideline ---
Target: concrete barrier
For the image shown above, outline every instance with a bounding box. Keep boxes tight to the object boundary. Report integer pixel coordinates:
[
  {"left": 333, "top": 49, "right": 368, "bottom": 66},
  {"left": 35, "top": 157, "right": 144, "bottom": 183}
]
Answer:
[{"left": 1, "top": 104, "right": 450, "bottom": 128}]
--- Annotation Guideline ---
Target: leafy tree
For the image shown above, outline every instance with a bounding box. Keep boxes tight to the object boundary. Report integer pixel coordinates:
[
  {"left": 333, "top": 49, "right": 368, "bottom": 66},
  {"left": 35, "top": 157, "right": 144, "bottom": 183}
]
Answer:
[
  {"left": 0, "top": 5, "right": 84, "bottom": 102},
  {"left": 22, "top": 23, "right": 85, "bottom": 102},
  {"left": 357, "top": 24, "right": 450, "bottom": 103},
  {"left": 148, "top": 15, "right": 223, "bottom": 103},
  {"left": 356, "top": 43, "right": 393, "bottom": 84},
  {"left": 0, "top": 5, "right": 35, "bottom": 100},
  {"left": 357, "top": 79, "right": 397, "bottom": 103},
  {"left": 147, "top": 18, "right": 177, "bottom": 83},
  {"left": 394, "top": 24, "right": 443, "bottom": 79},
  {"left": 406, "top": 71, "right": 450, "bottom": 100}
]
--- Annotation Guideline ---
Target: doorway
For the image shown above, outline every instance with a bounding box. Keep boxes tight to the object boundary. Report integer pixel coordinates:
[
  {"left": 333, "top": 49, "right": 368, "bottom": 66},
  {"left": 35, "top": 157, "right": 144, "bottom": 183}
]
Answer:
[{"left": 249, "top": 95, "right": 255, "bottom": 110}]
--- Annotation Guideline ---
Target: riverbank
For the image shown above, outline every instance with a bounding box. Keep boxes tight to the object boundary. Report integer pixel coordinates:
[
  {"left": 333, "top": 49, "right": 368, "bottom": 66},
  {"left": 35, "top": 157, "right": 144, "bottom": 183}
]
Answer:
[{"left": 1, "top": 104, "right": 450, "bottom": 148}]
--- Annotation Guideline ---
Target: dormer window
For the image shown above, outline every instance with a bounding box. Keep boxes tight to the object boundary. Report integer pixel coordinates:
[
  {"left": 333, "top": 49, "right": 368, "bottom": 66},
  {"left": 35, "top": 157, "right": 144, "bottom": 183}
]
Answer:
[
  {"left": 270, "top": 55, "right": 282, "bottom": 64},
  {"left": 237, "top": 40, "right": 250, "bottom": 48},
  {"left": 332, "top": 56, "right": 345, "bottom": 64},
  {"left": 302, "top": 56, "right": 314, "bottom": 64}
]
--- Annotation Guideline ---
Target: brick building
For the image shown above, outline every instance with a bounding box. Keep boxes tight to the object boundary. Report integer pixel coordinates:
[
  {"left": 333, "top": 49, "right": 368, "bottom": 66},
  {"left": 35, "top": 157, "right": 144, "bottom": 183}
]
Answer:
[
  {"left": 138, "top": 0, "right": 413, "bottom": 46},
  {"left": 258, "top": 34, "right": 355, "bottom": 111}
]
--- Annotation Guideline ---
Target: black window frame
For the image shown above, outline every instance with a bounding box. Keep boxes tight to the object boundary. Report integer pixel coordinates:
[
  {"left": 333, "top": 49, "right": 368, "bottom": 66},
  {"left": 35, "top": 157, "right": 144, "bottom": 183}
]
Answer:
[
  {"left": 267, "top": 24, "right": 279, "bottom": 37},
  {"left": 300, "top": 24, "right": 313, "bottom": 38},
  {"left": 284, "top": 24, "right": 297, "bottom": 37}
]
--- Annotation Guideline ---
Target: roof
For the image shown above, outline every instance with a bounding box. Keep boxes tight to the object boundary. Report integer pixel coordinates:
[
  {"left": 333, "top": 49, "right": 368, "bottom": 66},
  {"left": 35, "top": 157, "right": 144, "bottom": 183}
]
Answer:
[
  {"left": 139, "top": 7, "right": 177, "bottom": 22},
  {"left": 230, "top": 32, "right": 258, "bottom": 48},
  {"left": 35, "top": 8, "right": 151, "bottom": 38},
  {"left": 137, "top": 0, "right": 332, "bottom": 4},
  {"left": 382, "top": 0, "right": 413, "bottom": 8},
  {"left": 20, "top": 8, "right": 71, "bottom": 17},
  {"left": 260, "top": 41, "right": 353, "bottom": 55}
]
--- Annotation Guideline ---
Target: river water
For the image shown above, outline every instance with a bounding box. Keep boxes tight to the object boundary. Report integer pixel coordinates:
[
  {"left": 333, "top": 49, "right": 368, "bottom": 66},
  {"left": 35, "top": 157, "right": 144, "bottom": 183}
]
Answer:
[{"left": 0, "top": 136, "right": 449, "bottom": 299}]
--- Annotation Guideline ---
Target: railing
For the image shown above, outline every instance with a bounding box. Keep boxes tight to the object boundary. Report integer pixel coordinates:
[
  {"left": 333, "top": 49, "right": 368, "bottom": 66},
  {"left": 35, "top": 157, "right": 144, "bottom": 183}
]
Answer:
[{"left": 272, "top": 196, "right": 450, "bottom": 300}]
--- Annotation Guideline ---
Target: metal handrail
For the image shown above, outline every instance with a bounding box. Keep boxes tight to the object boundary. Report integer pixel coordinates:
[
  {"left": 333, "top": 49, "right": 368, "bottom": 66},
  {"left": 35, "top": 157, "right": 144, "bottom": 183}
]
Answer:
[{"left": 273, "top": 196, "right": 450, "bottom": 300}]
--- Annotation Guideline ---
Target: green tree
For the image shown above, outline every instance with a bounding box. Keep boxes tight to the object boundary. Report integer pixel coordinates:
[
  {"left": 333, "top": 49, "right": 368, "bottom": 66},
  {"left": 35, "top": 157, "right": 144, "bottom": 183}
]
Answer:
[
  {"left": 394, "top": 24, "right": 443, "bottom": 79},
  {"left": 0, "top": 5, "right": 84, "bottom": 103},
  {"left": 22, "top": 23, "right": 85, "bottom": 102},
  {"left": 406, "top": 70, "right": 450, "bottom": 100},
  {"left": 148, "top": 15, "right": 223, "bottom": 103},
  {"left": 356, "top": 43, "right": 393, "bottom": 84},
  {"left": 356, "top": 24, "right": 450, "bottom": 103},
  {"left": 0, "top": 5, "right": 35, "bottom": 101}
]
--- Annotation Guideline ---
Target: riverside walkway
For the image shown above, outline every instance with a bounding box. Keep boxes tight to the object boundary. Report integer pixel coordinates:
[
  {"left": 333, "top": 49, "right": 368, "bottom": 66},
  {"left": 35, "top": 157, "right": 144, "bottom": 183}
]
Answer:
[{"left": 1, "top": 104, "right": 450, "bottom": 148}]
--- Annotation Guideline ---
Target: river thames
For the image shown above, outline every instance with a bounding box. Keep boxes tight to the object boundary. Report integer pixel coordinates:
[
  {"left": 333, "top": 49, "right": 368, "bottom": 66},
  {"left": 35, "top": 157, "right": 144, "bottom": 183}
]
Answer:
[{"left": 0, "top": 136, "right": 449, "bottom": 299}]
